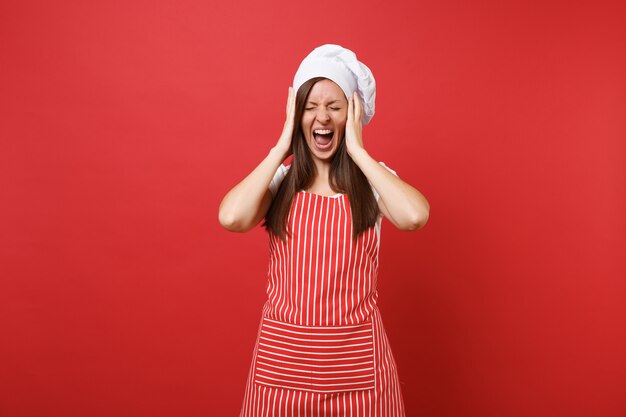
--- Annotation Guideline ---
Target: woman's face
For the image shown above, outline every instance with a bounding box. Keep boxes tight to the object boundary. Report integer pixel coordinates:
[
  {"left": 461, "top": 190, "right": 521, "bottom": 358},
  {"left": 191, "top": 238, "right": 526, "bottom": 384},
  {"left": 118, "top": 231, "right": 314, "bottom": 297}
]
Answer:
[{"left": 301, "top": 79, "right": 348, "bottom": 162}]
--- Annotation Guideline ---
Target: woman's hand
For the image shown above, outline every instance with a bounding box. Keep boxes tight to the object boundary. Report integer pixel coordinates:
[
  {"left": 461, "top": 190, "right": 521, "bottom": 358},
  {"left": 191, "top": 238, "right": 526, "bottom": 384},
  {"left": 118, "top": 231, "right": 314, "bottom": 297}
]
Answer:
[
  {"left": 346, "top": 91, "right": 366, "bottom": 158},
  {"left": 218, "top": 87, "right": 297, "bottom": 233},
  {"left": 274, "top": 86, "right": 296, "bottom": 159}
]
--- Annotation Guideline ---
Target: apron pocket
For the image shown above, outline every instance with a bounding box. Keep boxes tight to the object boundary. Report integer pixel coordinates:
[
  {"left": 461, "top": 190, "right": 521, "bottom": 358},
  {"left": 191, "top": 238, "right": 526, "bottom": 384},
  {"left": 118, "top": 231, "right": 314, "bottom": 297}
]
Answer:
[{"left": 253, "top": 317, "right": 376, "bottom": 393}]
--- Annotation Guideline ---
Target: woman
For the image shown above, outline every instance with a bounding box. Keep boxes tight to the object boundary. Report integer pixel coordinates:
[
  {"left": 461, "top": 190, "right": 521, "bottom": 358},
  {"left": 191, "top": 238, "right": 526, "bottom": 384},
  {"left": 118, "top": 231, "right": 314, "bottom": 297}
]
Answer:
[{"left": 219, "top": 44, "right": 430, "bottom": 417}]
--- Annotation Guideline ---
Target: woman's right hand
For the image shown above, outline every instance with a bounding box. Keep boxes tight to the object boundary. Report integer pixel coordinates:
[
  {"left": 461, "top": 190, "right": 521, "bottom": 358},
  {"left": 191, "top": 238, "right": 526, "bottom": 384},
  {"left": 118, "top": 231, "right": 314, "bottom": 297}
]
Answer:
[
  {"left": 219, "top": 87, "right": 296, "bottom": 232},
  {"left": 274, "top": 87, "right": 296, "bottom": 159}
]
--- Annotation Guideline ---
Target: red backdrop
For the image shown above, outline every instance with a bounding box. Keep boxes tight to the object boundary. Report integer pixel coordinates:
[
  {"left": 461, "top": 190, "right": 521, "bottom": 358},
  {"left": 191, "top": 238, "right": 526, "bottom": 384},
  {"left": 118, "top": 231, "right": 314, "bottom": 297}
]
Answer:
[{"left": 1, "top": 1, "right": 625, "bottom": 416}]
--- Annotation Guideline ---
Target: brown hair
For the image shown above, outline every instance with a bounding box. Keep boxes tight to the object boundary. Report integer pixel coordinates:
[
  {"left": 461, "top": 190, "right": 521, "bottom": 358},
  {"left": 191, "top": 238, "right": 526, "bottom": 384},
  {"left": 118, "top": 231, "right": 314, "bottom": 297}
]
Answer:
[{"left": 263, "top": 77, "right": 379, "bottom": 241}]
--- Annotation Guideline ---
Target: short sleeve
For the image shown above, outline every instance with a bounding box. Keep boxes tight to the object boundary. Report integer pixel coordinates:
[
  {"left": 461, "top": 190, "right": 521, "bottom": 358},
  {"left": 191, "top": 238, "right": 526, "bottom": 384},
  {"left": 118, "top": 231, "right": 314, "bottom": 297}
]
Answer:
[
  {"left": 372, "top": 161, "right": 398, "bottom": 202},
  {"left": 269, "top": 164, "right": 291, "bottom": 197}
]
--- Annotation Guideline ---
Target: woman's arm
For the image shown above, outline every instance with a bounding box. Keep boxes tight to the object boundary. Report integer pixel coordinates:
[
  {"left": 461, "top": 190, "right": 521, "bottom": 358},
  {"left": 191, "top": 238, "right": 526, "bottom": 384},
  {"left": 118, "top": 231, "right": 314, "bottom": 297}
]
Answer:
[
  {"left": 352, "top": 150, "right": 430, "bottom": 231},
  {"left": 345, "top": 92, "right": 430, "bottom": 231},
  {"left": 218, "top": 87, "right": 295, "bottom": 233},
  {"left": 218, "top": 147, "right": 286, "bottom": 232}
]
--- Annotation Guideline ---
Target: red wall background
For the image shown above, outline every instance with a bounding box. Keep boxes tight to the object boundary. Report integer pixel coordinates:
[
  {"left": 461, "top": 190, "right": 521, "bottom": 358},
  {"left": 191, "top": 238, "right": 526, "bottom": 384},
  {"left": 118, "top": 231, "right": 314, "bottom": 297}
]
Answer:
[{"left": 1, "top": 1, "right": 625, "bottom": 416}]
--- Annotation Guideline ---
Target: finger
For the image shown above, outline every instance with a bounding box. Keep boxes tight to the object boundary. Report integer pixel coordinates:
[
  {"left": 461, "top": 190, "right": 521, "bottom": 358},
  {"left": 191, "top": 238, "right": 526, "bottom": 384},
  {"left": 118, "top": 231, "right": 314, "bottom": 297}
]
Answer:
[
  {"left": 288, "top": 89, "right": 297, "bottom": 123},
  {"left": 347, "top": 95, "right": 353, "bottom": 124},
  {"left": 286, "top": 87, "right": 293, "bottom": 116},
  {"left": 353, "top": 92, "right": 362, "bottom": 123}
]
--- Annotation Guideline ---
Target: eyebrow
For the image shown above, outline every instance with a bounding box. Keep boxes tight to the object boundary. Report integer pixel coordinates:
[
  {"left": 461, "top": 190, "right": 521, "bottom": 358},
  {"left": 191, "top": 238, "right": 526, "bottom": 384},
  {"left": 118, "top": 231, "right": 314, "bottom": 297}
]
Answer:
[{"left": 306, "top": 100, "right": 343, "bottom": 105}]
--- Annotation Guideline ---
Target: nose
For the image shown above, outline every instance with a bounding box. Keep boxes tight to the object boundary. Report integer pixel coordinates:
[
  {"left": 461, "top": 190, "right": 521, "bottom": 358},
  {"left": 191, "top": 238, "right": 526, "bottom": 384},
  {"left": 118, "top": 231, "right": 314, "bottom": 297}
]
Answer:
[{"left": 315, "top": 109, "right": 330, "bottom": 123}]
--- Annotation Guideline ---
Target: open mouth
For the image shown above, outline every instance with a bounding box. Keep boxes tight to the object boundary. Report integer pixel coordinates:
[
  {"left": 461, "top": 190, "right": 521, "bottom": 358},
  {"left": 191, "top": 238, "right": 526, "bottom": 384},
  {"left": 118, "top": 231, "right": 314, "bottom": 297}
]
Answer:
[{"left": 313, "top": 129, "right": 334, "bottom": 151}]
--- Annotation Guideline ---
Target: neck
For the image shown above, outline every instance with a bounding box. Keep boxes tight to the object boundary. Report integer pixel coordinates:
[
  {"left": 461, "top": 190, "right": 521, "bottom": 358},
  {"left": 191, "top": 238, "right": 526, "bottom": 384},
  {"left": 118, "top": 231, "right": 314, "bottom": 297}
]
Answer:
[{"left": 313, "top": 158, "right": 331, "bottom": 180}]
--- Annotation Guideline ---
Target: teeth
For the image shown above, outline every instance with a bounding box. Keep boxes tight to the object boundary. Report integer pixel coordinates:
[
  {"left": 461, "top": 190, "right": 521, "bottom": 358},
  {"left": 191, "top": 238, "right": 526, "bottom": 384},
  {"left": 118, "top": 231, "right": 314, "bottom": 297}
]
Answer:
[{"left": 314, "top": 129, "right": 333, "bottom": 135}]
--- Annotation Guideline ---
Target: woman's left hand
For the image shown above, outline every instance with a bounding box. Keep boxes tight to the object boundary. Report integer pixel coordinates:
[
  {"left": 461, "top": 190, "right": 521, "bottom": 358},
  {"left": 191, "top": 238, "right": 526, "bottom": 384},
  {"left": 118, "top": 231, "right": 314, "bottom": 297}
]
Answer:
[{"left": 345, "top": 91, "right": 365, "bottom": 158}]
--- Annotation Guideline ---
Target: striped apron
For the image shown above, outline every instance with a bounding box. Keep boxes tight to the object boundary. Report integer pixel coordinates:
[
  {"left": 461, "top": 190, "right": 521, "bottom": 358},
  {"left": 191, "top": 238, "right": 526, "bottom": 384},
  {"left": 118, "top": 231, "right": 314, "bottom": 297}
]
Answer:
[{"left": 240, "top": 191, "right": 406, "bottom": 416}]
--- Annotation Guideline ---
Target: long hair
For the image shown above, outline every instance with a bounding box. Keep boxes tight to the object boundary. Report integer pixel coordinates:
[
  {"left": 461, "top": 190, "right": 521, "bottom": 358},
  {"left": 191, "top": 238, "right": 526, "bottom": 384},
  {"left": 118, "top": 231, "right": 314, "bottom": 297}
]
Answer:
[{"left": 263, "top": 77, "right": 379, "bottom": 241}]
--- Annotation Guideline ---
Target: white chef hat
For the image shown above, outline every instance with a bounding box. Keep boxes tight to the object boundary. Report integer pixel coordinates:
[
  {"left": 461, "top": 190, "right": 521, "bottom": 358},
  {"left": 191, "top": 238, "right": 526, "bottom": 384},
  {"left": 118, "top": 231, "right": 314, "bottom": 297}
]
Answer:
[{"left": 293, "top": 44, "right": 376, "bottom": 125}]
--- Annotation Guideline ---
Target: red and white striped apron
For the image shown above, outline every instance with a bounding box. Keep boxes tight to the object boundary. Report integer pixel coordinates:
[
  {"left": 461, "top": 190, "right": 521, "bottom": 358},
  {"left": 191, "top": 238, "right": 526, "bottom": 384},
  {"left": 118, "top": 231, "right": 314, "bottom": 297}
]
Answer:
[{"left": 240, "top": 190, "right": 406, "bottom": 417}]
